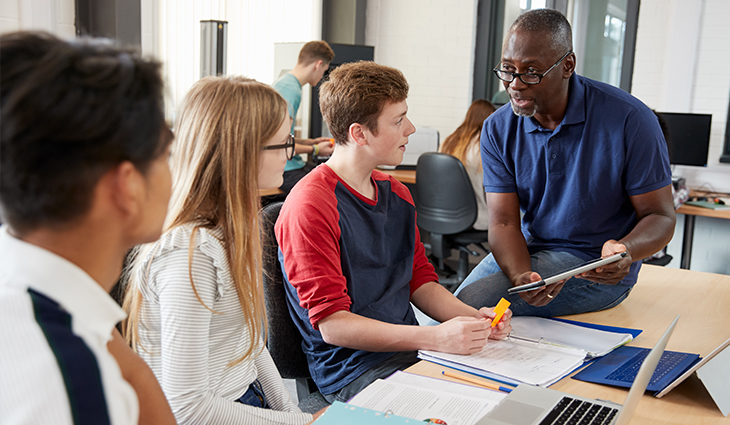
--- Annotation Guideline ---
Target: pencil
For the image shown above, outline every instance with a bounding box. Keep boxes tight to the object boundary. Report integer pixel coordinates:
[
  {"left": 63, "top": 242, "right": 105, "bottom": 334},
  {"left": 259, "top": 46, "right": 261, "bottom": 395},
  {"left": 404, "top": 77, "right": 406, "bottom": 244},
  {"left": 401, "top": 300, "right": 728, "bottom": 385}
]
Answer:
[{"left": 441, "top": 370, "right": 513, "bottom": 393}]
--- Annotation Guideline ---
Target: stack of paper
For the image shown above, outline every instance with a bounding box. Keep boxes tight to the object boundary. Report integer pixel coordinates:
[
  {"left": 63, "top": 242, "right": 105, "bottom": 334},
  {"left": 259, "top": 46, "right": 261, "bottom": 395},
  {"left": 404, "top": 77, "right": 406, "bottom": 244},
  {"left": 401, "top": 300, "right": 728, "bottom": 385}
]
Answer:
[
  {"left": 420, "top": 338, "right": 586, "bottom": 387},
  {"left": 418, "top": 316, "right": 637, "bottom": 387},
  {"left": 347, "top": 371, "right": 507, "bottom": 425}
]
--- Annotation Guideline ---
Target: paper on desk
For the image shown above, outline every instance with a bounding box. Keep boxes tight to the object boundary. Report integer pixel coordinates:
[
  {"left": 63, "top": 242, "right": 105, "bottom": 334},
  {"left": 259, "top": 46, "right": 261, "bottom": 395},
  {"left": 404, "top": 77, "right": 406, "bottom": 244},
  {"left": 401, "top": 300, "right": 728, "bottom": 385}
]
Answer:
[
  {"left": 510, "top": 316, "right": 634, "bottom": 358},
  {"left": 419, "top": 338, "right": 586, "bottom": 387},
  {"left": 348, "top": 371, "right": 506, "bottom": 425}
]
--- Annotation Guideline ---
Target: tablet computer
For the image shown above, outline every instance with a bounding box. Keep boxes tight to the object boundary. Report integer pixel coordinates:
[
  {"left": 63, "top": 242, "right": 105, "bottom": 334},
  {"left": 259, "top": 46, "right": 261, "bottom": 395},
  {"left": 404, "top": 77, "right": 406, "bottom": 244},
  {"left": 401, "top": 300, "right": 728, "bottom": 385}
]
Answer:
[{"left": 506, "top": 251, "right": 628, "bottom": 295}]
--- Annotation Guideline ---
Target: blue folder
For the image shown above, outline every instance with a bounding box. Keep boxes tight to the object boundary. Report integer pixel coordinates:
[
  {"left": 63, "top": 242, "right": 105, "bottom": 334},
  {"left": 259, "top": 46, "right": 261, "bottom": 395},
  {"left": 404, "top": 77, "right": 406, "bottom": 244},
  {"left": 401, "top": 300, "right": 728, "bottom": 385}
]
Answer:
[
  {"left": 550, "top": 318, "right": 643, "bottom": 339},
  {"left": 423, "top": 318, "right": 643, "bottom": 388}
]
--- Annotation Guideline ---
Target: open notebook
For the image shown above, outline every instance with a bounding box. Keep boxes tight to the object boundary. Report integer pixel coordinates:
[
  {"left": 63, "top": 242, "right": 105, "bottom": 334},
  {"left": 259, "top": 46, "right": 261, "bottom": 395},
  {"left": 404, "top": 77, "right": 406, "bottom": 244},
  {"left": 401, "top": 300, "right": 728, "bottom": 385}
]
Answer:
[
  {"left": 476, "top": 315, "right": 680, "bottom": 425},
  {"left": 419, "top": 317, "right": 638, "bottom": 387}
]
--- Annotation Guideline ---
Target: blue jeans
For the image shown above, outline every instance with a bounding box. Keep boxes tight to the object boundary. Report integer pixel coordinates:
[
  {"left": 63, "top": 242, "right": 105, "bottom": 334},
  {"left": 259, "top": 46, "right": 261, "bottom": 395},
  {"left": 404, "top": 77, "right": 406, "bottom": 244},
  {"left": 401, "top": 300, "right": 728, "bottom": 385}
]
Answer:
[
  {"left": 237, "top": 380, "right": 270, "bottom": 408},
  {"left": 454, "top": 251, "right": 633, "bottom": 317}
]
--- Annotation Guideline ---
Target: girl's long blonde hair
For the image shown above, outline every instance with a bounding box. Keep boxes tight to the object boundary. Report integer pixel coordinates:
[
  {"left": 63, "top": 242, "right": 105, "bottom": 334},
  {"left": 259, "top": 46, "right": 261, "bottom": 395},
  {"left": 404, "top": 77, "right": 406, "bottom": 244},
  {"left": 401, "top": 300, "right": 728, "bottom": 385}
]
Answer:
[
  {"left": 122, "top": 76, "right": 287, "bottom": 365},
  {"left": 439, "top": 99, "right": 496, "bottom": 164}
]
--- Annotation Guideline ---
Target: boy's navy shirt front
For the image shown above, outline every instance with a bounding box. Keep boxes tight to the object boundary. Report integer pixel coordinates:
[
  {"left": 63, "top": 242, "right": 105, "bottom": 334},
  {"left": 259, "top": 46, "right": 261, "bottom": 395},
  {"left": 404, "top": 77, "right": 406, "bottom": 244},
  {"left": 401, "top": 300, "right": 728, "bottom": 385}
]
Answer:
[{"left": 275, "top": 165, "right": 437, "bottom": 394}]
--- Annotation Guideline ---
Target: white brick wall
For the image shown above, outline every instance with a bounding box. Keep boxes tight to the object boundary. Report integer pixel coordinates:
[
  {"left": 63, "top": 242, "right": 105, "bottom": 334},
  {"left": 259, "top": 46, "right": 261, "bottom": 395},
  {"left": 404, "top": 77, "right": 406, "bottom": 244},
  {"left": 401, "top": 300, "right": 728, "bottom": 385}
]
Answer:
[
  {"left": 633, "top": 0, "right": 730, "bottom": 274},
  {"left": 365, "top": 0, "right": 478, "bottom": 142},
  {"left": 632, "top": 0, "right": 730, "bottom": 192}
]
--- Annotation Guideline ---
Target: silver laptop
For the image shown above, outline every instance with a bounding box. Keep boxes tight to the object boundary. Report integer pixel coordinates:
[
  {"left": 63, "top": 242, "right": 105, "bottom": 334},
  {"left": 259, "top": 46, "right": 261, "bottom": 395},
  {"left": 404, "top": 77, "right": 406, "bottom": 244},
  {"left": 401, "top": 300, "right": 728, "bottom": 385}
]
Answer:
[{"left": 477, "top": 315, "right": 679, "bottom": 425}]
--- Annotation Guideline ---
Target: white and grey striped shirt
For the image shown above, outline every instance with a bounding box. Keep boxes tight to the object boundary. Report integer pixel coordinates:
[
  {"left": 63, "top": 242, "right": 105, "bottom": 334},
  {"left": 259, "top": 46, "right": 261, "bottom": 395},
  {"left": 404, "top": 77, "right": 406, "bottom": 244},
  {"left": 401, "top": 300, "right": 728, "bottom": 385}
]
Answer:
[{"left": 135, "top": 224, "right": 311, "bottom": 425}]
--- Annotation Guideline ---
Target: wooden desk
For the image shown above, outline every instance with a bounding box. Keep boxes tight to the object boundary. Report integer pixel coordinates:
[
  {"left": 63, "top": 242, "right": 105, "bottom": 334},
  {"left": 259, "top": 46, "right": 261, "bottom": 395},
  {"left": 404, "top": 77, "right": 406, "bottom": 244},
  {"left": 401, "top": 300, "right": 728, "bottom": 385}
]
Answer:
[
  {"left": 406, "top": 265, "right": 730, "bottom": 424},
  {"left": 377, "top": 168, "right": 416, "bottom": 185},
  {"left": 676, "top": 203, "right": 730, "bottom": 269}
]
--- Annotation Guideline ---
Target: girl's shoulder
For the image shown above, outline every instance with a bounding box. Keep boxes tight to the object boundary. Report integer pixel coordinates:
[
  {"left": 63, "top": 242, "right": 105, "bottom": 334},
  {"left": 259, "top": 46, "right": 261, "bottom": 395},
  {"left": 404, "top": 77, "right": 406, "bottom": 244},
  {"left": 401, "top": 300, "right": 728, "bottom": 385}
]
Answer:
[{"left": 141, "top": 224, "right": 232, "bottom": 286}]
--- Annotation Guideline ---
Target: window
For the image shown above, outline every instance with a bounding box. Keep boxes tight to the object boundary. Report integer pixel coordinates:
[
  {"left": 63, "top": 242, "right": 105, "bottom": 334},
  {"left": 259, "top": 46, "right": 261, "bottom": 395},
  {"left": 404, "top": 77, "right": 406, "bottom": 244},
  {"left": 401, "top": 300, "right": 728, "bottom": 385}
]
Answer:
[
  {"left": 142, "top": 0, "right": 321, "bottom": 118},
  {"left": 721, "top": 96, "right": 730, "bottom": 163},
  {"left": 473, "top": 0, "right": 639, "bottom": 103}
]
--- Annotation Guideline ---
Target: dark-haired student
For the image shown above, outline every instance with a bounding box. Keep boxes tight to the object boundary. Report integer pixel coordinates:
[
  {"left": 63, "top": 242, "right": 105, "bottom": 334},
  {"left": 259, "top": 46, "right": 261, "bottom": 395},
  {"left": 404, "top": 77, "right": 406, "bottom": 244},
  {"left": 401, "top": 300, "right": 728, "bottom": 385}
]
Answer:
[
  {"left": 275, "top": 61, "right": 512, "bottom": 404},
  {"left": 0, "top": 31, "right": 175, "bottom": 425}
]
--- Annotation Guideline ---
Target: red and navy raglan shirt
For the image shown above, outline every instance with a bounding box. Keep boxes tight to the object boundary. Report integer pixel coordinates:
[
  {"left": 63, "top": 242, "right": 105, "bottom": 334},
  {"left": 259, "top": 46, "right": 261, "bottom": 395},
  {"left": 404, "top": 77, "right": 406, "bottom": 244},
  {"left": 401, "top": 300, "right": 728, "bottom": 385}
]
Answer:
[{"left": 275, "top": 164, "right": 438, "bottom": 395}]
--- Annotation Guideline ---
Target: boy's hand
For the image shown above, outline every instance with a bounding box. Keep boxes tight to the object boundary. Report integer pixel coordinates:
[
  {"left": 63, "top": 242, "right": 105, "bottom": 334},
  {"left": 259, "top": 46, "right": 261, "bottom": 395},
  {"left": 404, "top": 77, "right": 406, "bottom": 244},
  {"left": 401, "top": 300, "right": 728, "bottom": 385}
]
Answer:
[
  {"left": 476, "top": 306, "right": 512, "bottom": 340},
  {"left": 431, "top": 316, "right": 491, "bottom": 354}
]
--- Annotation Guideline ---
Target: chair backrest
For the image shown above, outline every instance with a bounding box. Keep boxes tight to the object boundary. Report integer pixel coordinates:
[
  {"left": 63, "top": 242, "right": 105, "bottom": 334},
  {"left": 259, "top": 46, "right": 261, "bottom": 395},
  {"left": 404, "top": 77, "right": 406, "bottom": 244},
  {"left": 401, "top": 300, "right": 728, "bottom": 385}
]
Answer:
[
  {"left": 415, "top": 152, "right": 478, "bottom": 235},
  {"left": 260, "top": 201, "right": 310, "bottom": 379}
]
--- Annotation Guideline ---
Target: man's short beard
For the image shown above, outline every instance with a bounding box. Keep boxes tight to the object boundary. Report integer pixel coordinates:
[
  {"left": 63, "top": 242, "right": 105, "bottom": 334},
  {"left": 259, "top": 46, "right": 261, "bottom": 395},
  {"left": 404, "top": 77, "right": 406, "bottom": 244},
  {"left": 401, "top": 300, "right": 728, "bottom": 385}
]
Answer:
[{"left": 510, "top": 99, "right": 537, "bottom": 117}]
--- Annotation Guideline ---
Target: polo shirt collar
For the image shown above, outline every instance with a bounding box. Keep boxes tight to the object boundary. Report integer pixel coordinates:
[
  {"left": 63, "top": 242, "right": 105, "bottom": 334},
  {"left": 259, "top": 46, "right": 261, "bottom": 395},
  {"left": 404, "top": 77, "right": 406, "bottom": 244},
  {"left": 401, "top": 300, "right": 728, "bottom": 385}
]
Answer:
[
  {"left": 523, "top": 72, "right": 586, "bottom": 132},
  {"left": 0, "top": 226, "right": 125, "bottom": 337}
]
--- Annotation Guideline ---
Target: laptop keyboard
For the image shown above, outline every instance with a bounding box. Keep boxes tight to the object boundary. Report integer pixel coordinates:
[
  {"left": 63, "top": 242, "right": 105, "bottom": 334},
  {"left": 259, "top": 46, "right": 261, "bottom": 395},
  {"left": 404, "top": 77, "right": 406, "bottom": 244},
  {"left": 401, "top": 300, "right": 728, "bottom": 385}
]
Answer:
[
  {"left": 605, "top": 350, "right": 686, "bottom": 385},
  {"left": 539, "top": 396, "right": 618, "bottom": 425}
]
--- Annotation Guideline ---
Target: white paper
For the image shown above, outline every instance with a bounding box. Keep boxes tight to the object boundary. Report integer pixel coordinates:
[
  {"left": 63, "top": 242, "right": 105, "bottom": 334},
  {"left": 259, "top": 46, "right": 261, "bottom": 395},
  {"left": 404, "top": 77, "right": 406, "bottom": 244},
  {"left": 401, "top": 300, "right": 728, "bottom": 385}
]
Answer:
[
  {"left": 510, "top": 317, "right": 634, "bottom": 358},
  {"left": 348, "top": 371, "right": 506, "bottom": 425},
  {"left": 419, "top": 338, "right": 586, "bottom": 387}
]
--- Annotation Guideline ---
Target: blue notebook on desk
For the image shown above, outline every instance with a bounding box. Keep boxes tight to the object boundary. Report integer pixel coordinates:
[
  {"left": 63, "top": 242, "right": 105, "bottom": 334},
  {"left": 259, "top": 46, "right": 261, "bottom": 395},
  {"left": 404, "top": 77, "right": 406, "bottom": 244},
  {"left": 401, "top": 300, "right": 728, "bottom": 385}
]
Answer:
[
  {"left": 572, "top": 345, "right": 700, "bottom": 393},
  {"left": 314, "top": 401, "right": 421, "bottom": 424}
]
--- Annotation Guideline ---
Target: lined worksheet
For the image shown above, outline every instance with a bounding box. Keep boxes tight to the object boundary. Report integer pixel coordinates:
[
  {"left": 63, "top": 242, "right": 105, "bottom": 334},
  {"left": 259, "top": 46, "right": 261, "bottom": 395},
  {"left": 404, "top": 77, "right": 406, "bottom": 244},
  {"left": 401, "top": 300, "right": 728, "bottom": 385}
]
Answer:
[
  {"left": 419, "top": 338, "right": 586, "bottom": 386},
  {"left": 348, "top": 371, "right": 506, "bottom": 425}
]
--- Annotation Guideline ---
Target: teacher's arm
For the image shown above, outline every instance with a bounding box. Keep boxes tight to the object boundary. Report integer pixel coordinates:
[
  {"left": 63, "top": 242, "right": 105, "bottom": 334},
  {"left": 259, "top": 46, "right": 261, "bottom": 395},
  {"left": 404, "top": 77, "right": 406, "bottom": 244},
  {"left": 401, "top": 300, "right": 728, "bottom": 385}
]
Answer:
[
  {"left": 582, "top": 185, "right": 676, "bottom": 284},
  {"left": 486, "top": 192, "right": 560, "bottom": 306}
]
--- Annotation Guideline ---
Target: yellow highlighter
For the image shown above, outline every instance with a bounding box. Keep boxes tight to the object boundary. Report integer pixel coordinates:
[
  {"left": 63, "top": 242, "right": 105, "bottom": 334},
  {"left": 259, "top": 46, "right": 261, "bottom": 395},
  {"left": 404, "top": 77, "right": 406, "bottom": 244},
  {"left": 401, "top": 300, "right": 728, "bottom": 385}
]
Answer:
[{"left": 491, "top": 297, "right": 511, "bottom": 327}]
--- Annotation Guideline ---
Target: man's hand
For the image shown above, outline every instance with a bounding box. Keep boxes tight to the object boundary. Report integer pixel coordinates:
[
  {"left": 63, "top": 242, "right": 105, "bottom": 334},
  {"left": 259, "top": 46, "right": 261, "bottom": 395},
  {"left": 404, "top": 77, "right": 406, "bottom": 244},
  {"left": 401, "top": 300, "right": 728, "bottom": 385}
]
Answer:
[
  {"left": 514, "top": 271, "right": 565, "bottom": 306},
  {"left": 431, "top": 316, "right": 491, "bottom": 354},
  {"left": 578, "top": 240, "right": 632, "bottom": 284},
  {"left": 476, "top": 306, "right": 512, "bottom": 340}
]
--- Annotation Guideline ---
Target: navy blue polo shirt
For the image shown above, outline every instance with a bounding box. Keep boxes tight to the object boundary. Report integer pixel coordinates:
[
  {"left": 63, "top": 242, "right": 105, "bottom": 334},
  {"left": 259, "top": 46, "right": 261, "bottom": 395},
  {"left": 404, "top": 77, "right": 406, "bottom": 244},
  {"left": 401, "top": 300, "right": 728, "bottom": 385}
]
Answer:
[{"left": 481, "top": 73, "right": 671, "bottom": 285}]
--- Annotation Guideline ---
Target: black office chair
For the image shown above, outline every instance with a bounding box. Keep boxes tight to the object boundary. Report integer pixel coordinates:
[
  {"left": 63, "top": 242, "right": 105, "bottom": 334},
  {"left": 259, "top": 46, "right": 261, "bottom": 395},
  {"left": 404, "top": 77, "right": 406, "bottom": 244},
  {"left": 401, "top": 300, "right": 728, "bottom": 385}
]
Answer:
[
  {"left": 260, "top": 202, "right": 328, "bottom": 413},
  {"left": 414, "top": 153, "right": 489, "bottom": 288}
]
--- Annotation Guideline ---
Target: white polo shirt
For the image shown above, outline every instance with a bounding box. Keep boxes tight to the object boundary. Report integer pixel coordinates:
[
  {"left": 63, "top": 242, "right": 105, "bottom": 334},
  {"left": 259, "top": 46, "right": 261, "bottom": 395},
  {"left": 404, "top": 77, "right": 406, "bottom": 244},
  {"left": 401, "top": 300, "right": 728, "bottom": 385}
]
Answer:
[{"left": 0, "top": 226, "right": 138, "bottom": 425}]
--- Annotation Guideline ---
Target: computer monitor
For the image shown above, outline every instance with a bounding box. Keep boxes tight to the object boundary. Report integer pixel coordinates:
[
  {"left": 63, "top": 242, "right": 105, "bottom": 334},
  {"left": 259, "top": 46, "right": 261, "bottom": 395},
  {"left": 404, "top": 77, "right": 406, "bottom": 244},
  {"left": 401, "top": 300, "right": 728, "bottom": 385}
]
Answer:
[{"left": 656, "top": 112, "right": 712, "bottom": 167}]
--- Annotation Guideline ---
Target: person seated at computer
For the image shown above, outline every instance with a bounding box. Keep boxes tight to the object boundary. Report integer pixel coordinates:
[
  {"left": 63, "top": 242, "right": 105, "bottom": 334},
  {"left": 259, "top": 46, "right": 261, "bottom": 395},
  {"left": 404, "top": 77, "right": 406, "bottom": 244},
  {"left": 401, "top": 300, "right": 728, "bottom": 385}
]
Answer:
[
  {"left": 123, "top": 76, "right": 314, "bottom": 425},
  {"left": 439, "top": 99, "right": 497, "bottom": 231},
  {"left": 275, "top": 61, "right": 512, "bottom": 404},
  {"left": 0, "top": 31, "right": 175, "bottom": 424},
  {"left": 453, "top": 9, "right": 675, "bottom": 317},
  {"left": 273, "top": 41, "right": 336, "bottom": 195}
]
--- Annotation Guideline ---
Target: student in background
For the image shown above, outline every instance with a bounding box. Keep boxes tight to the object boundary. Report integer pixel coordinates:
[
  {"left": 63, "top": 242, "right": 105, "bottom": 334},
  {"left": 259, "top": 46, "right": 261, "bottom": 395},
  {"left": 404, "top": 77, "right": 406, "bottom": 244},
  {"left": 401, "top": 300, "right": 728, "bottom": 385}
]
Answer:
[
  {"left": 0, "top": 31, "right": 175, "bottom": 424},
  {"left": 273, "top": 40, "right": 336, "bottom": 194},
  {"left": 123, "top": 76, "right": 314, "bottom": 425},
  {"left": 276, "top": 61, "right": 512, "bottom": 404},
  {"left": 439, "top": 99, "right": 497, "bottom": 231}
]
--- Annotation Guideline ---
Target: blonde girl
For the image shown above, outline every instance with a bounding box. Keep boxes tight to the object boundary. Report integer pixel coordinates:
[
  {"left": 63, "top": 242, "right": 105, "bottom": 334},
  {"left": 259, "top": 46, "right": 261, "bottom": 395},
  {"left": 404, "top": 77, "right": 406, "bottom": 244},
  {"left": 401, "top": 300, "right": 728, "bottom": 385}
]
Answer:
[{"left": 123, "top": 76, "right": 310, "bottom": 425}]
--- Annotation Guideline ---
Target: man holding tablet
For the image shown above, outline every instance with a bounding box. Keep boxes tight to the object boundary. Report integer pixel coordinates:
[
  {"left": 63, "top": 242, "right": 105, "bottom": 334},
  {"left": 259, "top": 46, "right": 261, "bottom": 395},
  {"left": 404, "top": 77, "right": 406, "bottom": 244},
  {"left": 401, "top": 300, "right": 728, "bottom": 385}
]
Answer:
[{"left": 454, "top": 9, "right": 675, "bottom": 316}]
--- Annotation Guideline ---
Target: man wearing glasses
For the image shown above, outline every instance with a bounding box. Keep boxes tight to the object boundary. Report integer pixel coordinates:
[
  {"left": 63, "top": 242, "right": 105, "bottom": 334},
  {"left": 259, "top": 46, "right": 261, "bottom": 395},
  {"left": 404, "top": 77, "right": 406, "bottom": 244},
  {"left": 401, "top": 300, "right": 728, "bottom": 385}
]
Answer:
[{"left": 454, "top": 9, "right": 675, "bottom": 317}]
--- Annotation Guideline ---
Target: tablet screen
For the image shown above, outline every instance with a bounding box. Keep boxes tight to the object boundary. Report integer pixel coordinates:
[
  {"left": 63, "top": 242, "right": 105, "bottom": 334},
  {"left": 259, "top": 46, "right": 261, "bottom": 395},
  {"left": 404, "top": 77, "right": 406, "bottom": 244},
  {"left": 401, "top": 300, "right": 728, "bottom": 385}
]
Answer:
[{"left": 507, "top": 252, "right": 627, "bottom": 294}]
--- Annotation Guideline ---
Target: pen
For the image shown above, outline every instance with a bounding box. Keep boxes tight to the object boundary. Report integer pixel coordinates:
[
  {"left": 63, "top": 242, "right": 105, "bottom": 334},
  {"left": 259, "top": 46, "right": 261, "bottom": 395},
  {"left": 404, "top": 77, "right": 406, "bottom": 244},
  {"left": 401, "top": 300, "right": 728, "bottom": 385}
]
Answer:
[{"left": 441, "top": 370, "right": 513, "bottom": 393}]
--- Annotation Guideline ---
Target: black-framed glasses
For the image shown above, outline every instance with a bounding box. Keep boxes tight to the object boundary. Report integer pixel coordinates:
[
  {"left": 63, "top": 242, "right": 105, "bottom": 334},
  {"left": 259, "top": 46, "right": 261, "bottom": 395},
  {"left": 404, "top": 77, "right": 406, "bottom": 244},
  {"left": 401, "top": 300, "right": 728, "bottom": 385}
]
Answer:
[
  {"left": 493, "top": 51, "right": 572, "bottom": 85},
  {"left": 262, "top": 134, "right": 295, "bottom": 160}
]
